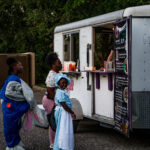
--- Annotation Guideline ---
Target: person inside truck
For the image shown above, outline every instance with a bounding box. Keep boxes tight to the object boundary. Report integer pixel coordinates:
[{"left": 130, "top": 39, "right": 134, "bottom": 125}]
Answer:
[
  {"left": 100, "top": 45, "right": 114, "bottom": 71},
  {"left": 107, "top": 46, "right": 114, "bottom": 61},
  {"left": 42, "top": 52, "right": 62, "bottom": 149}
]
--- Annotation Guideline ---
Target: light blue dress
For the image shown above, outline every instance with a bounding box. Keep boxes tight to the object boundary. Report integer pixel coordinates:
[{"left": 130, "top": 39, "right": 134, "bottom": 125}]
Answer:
[{"left": 53, "top": 88, "right": 72, "bottom": 150}]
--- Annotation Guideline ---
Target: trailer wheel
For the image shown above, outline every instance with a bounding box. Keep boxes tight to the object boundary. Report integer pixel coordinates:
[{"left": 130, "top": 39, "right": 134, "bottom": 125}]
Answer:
[{"left": 73, "top": 120, "right": 80, "bottom": 133}]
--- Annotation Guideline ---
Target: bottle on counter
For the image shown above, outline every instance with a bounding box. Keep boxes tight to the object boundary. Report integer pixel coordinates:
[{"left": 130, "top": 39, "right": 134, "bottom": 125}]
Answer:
[{"left": 76, "top": 59, "right": 80, "bottom": 72}]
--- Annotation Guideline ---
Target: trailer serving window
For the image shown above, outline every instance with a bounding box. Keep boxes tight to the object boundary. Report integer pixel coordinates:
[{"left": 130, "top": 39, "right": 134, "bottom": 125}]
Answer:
[
  {"left": 63, "top": 32, "right": 79, "bottom": 63},
  {"left": 94, "top": 24, "right": 114, "bottom": 69}
]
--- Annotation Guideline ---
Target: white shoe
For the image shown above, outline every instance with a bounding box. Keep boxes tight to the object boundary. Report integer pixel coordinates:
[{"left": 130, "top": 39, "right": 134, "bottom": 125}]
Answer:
[
  {"left": 6, "top": 147, "right": 13, "bottom": 150},
  {"left": 50, "top": 144, "right": 54, "bottom": 149},
  {"left": 19, "top": 141, "right": 25, "bottom": 148},
  {"left": 15, "top": 145, "right": 25, "bottom": 150},
  {"left": 6, "top": 145, "right": 25, "bottom": 150}
]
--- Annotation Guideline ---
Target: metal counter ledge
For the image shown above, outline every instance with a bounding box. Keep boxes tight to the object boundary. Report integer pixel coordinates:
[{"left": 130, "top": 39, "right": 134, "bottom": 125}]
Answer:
[{"left": 82, "top": 70, "right": 115, "bottom": 90}]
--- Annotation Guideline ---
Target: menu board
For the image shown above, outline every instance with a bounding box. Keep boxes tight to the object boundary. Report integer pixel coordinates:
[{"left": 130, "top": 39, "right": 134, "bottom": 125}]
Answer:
[{"left": 114, "top": 20, "right": 129, "bottom": 136}]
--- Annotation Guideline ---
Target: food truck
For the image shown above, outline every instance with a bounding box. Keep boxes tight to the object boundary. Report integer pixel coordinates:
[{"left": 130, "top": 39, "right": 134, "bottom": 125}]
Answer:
[{"left": 54, "top": 5, "right": 150, "bottom": 136}]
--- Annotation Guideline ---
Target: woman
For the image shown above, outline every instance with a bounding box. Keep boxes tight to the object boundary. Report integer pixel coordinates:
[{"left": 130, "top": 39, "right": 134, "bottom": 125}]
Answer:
[
  {"left": 0, "top": 58, "right": 30, "bottom": 150},
  {"left": 42, "top": 52, "right": 62, "bottom": 149}
]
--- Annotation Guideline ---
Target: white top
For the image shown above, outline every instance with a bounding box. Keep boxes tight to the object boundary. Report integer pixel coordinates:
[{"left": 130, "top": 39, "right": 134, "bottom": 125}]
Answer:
[{"left": 45, "top": 70, "right": 57, "bottom": 88}]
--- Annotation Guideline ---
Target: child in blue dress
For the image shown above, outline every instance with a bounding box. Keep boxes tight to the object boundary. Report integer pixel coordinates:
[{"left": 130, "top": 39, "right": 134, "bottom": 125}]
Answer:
[{"left": 54, "top": 73, "right": 76, "bottom": 150}]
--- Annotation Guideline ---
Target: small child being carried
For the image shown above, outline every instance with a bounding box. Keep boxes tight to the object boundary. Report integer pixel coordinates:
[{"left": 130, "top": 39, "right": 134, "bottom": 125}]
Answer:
[{"left": 53, "top": 73, "right": 76, "bottom": 150}]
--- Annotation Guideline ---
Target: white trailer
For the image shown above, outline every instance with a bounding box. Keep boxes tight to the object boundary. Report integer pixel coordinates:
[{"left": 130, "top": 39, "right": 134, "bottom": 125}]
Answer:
[{"left": 54, "top": 5, "right": 150, "bottom": 136}]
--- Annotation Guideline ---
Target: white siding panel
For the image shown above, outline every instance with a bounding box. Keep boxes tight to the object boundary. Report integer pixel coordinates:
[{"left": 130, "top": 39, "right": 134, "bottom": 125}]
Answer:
[
  {"left": 95, "top": 75, "right": 114, "bottom": 118},
  {"left": 54, "top": 26, "right": 93, "bottom": 117},
  {"left": 54, "top": 33, "right": 63, "bottom": 62},
  {"left": 70, "top": 26, "right": 93, "bottom": 117}
]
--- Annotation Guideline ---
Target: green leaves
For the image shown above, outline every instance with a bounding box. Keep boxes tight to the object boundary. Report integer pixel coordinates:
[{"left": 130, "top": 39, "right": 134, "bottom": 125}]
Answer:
[{"left": 0, "top": 0, "right": 150, "bottom": 82}]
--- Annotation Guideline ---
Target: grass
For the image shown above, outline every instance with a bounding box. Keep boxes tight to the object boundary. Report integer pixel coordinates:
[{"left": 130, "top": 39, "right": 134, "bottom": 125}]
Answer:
[{"left": 36, "top": 83, "right": 46, "bottom": 88}]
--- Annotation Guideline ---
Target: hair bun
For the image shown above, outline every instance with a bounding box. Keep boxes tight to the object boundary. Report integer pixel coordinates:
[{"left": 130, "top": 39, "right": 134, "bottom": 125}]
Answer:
[
  {"left": 6, "top": 57, "right": 17, "bottom": 66},
  {"left": 45, "top": 52, "right": 58, "bottom": 66}
]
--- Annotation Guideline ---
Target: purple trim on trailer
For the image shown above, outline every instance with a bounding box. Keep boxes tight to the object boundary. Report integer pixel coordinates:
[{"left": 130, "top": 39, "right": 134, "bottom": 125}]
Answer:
[
  {"left": 96, "top": 73, "right": 100, "bottom": 89},
  {"left": 113, "top": 17, "right": 128, "bottom": 25},
  {"left": 83, "top": 71, "right": 114, "bottom": 91},
  {"left": 82, "top": 70, "right": 115, "bottom": 74},
  {"left": 128, "top": 16, "right": 132, "bottom": 130},
  {"left": 108, "top": 74, "right": 113, "bottom": 91}
]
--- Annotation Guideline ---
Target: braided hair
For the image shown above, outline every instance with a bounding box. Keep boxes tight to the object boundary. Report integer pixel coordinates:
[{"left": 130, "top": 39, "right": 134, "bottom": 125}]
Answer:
[
  {"left": 45, "top": 52, "right": 59, "bottom": 68},
  {"left": 6, "top": 57, "right": 18, "bottom": 75}
]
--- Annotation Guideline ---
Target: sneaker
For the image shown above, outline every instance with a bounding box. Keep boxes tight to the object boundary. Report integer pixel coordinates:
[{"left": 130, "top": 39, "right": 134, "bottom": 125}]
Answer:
[
  {"left": 6, "top": 145, "right": 25, "bottom": 150},
  {"left": 6, "top": 147, "right": 13, "bottom": 150},
  {"left": 15, "top": 145, "right": 25, "bottom": 150},
  {"left": 19, "top": 141, "right": 25, "bottom": 148},
  {"left": 50, "top": 144, "right": 54, "bottom": 149}
]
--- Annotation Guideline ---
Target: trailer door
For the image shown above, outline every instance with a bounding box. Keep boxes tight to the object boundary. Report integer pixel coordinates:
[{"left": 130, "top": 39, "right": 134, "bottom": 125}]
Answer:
[
  {"left": 114, "top": 18, "right": 131, "bottom": 137},
  {"left": 131, "top": 17, "right": 150, "bottom": 130}
]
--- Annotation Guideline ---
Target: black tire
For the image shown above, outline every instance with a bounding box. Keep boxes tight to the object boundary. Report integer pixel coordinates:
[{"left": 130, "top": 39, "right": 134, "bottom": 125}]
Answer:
[{"left": 73, "top": 120, "right": 80, "bottom": 133}]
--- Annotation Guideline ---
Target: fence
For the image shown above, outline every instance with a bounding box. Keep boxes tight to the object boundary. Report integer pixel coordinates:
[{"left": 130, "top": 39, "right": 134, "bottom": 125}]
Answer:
[{"left": 0, "top": 52, "right": 35, "bottom": 88}]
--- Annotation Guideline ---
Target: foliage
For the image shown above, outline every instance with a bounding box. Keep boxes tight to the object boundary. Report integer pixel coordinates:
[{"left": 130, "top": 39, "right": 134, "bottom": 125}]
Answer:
[{"left": 0, "top": 0, "right": 150, "bottom": 82}]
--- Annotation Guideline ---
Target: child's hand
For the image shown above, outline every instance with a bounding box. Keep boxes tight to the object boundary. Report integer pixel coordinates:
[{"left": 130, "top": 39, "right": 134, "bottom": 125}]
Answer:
[{"left": 71, "top": 113, "right": 76, "bottom": 119}]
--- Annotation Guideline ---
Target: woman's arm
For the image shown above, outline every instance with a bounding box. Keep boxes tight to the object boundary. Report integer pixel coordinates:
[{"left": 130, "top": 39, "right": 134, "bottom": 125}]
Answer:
[
  {"left": 107, "top": 50, "right": 114, "bottom": 61},
  {"left": 46, "top": 87, "right": 55, "bottom": 100},
  {"left": 60, "top": 102, "right": 76, "bottom": 119}
]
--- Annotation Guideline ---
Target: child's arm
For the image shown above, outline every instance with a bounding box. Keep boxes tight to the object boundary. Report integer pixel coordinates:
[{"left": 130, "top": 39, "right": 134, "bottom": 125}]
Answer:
[{"left": 60, "top": 102, "right": 76, "bottom": 119}]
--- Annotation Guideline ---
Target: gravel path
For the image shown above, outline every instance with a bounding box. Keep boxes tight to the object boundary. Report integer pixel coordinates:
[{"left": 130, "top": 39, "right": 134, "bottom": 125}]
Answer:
[{"left": 1, "top": 87, "right": 150, "bottom": 150}]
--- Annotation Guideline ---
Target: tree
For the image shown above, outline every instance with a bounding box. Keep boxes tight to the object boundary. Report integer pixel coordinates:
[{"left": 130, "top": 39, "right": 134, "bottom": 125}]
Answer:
[{"left": 0, "top": 0, "right": 150, "bottom": 82}]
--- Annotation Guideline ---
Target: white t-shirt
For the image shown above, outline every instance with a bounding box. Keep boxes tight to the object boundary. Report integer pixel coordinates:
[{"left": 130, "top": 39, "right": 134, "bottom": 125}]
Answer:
[{"left": 45, "top": 70, "right": 57, "bottom": 88}]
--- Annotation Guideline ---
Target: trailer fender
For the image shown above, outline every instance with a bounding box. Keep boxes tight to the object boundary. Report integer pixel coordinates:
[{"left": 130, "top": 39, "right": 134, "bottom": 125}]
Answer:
[{"left": 71, "top": 98, "right": 83, "bottom": 120}]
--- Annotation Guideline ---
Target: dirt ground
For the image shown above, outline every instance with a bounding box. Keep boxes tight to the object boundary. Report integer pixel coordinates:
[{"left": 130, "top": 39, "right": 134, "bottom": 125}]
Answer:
[{"left": 1, "top": 87, "right": 150, "bottom": 150}]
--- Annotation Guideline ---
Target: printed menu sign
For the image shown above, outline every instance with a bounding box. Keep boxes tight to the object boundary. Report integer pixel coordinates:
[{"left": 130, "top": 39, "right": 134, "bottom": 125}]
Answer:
[{"left": 114, "top": 20, "right": 129, "bottom": 136}]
